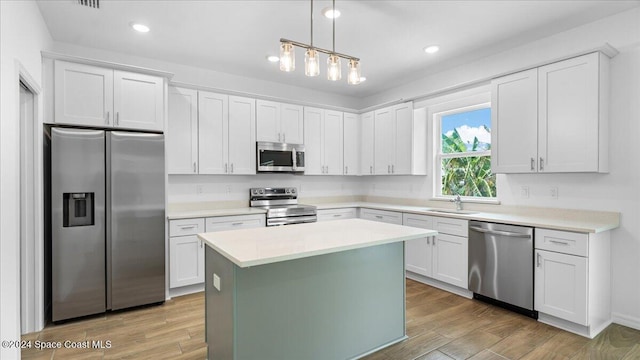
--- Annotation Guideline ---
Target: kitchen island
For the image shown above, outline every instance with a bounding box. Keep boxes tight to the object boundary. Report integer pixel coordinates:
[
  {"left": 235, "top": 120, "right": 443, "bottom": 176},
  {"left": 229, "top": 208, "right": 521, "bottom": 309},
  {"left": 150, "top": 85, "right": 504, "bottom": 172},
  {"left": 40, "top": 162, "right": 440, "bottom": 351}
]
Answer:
[{"left": 198, "top": 218, "right": 437, "bottom": 360}]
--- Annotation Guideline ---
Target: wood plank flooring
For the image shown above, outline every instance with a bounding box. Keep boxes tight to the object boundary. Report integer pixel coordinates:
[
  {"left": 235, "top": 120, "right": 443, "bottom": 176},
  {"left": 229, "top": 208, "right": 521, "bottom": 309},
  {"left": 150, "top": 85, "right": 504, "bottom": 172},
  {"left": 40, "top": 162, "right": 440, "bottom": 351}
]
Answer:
[{"left": 22, "top": 279, "right": 640, "bottom": 359}]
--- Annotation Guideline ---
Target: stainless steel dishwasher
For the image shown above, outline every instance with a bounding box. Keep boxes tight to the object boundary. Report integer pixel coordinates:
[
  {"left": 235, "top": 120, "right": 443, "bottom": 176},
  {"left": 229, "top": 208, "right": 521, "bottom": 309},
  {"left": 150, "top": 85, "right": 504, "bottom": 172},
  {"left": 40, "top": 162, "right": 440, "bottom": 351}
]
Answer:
[{"left": 468, "top": 221, "right": 537, "bottom": 318}]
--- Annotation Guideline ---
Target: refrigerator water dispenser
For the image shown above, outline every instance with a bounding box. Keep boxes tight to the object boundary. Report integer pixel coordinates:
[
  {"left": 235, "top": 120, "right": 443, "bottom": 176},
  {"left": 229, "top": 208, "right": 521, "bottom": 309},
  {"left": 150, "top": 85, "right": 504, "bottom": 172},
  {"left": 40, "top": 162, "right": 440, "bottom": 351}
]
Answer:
[{"left": 63, "top": 192, "right": 94, "bottom": 227}]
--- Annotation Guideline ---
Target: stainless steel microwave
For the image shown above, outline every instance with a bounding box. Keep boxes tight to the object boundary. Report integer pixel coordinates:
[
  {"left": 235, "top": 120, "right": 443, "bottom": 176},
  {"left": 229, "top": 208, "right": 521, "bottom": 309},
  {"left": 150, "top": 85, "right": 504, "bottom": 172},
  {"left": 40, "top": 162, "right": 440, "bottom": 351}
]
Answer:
[{"left": 256, "top": 142, "right": 305, "bottom": 173}]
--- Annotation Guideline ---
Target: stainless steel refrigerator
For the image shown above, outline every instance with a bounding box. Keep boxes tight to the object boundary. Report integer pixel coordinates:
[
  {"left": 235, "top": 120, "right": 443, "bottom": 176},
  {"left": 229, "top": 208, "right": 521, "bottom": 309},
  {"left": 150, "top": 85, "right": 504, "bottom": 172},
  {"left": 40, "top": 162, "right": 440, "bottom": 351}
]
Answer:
[{"left": 46, "top": 127, "right": 165, "bottom": 322}]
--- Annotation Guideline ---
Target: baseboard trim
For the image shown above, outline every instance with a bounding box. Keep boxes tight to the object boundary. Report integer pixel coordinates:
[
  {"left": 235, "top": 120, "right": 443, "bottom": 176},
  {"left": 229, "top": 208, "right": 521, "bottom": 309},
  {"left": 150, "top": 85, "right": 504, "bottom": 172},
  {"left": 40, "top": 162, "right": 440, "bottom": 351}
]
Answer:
[
  {"left": 168, "top": 283, "right": 204, "bottom": 299},
  {"left": 405, "top": 272, "right": 473, "bottom": 299},
  {"left": 612, "top": 312, "right": 640, "bottom": 331}
]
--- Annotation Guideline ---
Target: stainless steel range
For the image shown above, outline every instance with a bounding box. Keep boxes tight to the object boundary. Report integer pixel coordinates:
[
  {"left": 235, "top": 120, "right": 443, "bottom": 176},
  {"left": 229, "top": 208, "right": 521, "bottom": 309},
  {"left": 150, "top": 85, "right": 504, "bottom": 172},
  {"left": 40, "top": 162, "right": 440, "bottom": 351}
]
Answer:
[{"left": 250, "top": 187, "right": 317, "bottom": 226}]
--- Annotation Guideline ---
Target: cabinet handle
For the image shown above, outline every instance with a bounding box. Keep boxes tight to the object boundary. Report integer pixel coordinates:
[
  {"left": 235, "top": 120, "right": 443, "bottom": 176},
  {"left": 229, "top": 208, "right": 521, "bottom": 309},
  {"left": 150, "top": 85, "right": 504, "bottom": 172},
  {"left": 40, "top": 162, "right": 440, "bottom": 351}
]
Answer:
[
  {"left": 345, "top": 166, "right": 348, "bottom": 174},
  {"left": 375, "top": 215, "right": 383, "bottom": 219},
  {"left": 387, "top": 165, "right": 391, "bottom": 174},
  {"left": 105, "top": 111, "right": 110, "bottom": 125},
  {"left": 392, "top": 164, "right": 394, "bottom": 174},
  {"left": 179, "top": 225, "right": 197, "bottom": 229},
  {"left": 231, "top": 163, "right": 234, "bottom": 174},
  {"left": 283, "top": 133, "right": 286, "bottom": 142},
  {"left": 193, "top": 162, "right": 197, "bottom": 173},
  {"left": 370, "top": 165, "right": 373, "bottom": 174},
  {"left": 225, "top": 163, "right": 228, "bottom": 173},
  {"left": 531, "top": 158, "right": 535, "bottom": 171},
  {"left": 537, "top": 253, "right": 542, "bottom": 267},
  {"left": 116, "top": 112, "right": 120, "bottom": 126},
  {"left": 539, "top": 157, "right": 544, "bottom": 171},
  {"left": 333, "top": 214, "right": 341, "bottom": 217},
  {"left": 549, "top": 239, "right": 570, "bottom": 246},
  {"left": 427, "top": 237, "right": 430, "bottom": 245},
  {"left": 200, "top": 240, "right": 203, "bottom": 248},
  {"left": 433, "top": 237, "right": 436, "bottom": 245},
  {"left": 231, "top": 222, "right": 243, "bottom": 226}
]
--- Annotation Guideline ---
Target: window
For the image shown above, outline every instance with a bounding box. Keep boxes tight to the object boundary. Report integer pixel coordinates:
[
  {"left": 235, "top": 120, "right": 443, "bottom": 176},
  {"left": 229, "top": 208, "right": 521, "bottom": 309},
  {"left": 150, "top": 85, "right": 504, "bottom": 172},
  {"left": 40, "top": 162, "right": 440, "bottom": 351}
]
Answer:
[{"left": 435, "top": 104, "right": 496, "bottom": 199}]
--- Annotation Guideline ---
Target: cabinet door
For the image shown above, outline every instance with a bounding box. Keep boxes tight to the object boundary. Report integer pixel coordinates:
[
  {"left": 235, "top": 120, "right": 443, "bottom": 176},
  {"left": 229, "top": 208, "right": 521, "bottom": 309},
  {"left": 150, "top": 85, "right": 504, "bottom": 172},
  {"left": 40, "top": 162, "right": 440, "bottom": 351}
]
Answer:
[
  {"left": 538, "top": 53, "right": 600, "bottom": 173},
  {"left": 169, "top": 235, "right": 204, "bottom": 288},
  {"left": 198, "top": 91, "right": 228, "bottom": 174},
  {"left": 393, "top": 103, "right": 413, "bottom": 175},
  {"left": 168, "top": 87, "right": 198, "bottom": 174},
  {"left": 343, "top": 112, "right": 360, "bottom": 175},
  {"left": 534, "top": 249, "right": 588, "bottom": 325},
  {"left": 54, "top": 60, "right": 113, "bottom": 127},
  {"left": 361, "top": 111, "right": 375, "bottom": 175},
  {"left": 256, "top": 100, "right": 281, "bottom": 143},
  {"left": 228, "top": 96, "right": 256, "bottom": 175},
  {"left": 113, "top": 71, "right": 164, "bottom": 131},
  {"left": 374, "top": 108, "right": 393, "bottom": 175},
  {"left": 433, "top": 233, "right": 468, "bottom": 288},
  {"left": 323, "top": 110, "right": 344, "bottom": 175},
  {"left": 303, "top": 107, "right": 324, "bottom": 175},
  {"left": 491, "top": 69, "right": 539, "bottom": 173},
  {"left": 403, "top": 214, "right": 435, "bottom": 277},
  {"left": 281, "top": 103, "right": 304, "bottom": 144}
]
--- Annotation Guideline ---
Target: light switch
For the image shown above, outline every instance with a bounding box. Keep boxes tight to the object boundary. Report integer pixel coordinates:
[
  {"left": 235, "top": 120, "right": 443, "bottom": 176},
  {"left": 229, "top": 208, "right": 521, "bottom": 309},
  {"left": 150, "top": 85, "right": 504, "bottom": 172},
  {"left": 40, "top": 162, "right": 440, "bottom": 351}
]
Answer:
[{"left": 213, "top": 273, "right": 221, "bottom": 291}]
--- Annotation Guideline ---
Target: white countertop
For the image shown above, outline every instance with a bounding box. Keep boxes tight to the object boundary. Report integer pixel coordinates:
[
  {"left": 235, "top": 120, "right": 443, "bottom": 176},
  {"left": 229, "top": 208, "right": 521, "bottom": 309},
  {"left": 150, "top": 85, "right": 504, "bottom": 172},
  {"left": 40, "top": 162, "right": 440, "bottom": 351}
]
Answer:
[
  {"left": 169, "top": 200, "right": 619, "bottom": 233},
  {"left": 197, "top": 218, "right": 437, "bottom": 268}
]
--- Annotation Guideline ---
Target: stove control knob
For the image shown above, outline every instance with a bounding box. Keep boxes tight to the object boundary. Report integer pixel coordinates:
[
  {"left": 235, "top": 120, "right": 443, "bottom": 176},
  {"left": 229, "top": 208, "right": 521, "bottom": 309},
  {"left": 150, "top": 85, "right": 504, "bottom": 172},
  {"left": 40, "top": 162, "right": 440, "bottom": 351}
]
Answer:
[
  {"left": 285, "top": 188, "right": 291, "bottom": 194},
  {"left": 252, "top": 189, "right": 257, "bottom": 195},
  {"left": 259, "top": 189, "right": 265, "bottom": 195},
  {"left": 291, "top": 188, "right": 296, "bottom": 194}
]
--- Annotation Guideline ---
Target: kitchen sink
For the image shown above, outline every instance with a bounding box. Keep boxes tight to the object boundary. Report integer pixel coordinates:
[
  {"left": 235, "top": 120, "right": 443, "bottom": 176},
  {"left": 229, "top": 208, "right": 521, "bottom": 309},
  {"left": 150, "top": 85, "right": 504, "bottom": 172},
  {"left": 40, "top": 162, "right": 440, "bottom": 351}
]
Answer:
[{"left": 424, "top": 208, "right": 479, "bottom": 215}]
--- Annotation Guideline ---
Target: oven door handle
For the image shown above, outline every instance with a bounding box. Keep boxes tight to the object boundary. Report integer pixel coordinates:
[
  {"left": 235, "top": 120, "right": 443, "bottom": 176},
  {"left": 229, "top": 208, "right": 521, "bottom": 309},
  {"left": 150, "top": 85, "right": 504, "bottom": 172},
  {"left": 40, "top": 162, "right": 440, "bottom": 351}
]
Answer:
[{"left": 268, "top": 216, "right": 317, "bottom": 226}]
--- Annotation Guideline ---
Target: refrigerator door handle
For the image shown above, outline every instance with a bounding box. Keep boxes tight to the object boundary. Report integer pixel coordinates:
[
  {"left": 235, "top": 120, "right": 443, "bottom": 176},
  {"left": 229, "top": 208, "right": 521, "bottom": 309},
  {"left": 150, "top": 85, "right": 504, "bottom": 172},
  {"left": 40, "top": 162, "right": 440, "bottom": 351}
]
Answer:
[{"left": 106, "top": 132, "right": 113, "bottom": 310}]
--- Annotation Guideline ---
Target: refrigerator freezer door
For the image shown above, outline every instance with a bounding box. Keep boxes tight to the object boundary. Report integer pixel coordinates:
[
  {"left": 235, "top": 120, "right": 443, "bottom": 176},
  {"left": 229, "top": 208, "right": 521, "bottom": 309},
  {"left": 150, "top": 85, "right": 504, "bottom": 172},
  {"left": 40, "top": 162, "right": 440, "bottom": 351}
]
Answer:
[
  {"left": 51, "top": 128, "right": 106, "bottom": 321},
  {"left": 108, "top": 131, "right": 165, "bottom": 310}
]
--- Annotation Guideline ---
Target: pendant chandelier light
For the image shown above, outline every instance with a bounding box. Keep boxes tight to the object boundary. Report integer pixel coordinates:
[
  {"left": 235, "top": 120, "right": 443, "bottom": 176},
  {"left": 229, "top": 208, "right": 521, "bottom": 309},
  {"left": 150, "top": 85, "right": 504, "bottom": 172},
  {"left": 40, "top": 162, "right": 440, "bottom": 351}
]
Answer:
[{"left": 279, "top": 0, "right": 361, "bottom": 85}]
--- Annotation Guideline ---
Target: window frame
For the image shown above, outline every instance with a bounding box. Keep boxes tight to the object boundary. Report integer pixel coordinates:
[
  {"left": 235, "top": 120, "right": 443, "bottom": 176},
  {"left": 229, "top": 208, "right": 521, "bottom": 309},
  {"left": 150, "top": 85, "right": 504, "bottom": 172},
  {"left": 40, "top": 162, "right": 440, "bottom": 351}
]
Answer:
[{"left": 433, "top": 101, "right": 496, "bottom": 201}]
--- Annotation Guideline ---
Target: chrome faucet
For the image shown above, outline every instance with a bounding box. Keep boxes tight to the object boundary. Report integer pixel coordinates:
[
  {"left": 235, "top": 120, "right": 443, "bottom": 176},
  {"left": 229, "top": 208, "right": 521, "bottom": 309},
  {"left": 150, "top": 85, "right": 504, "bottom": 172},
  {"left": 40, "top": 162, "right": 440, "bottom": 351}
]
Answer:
[{"left": 451, "top": 194, "right": 463, "bottom": 211}]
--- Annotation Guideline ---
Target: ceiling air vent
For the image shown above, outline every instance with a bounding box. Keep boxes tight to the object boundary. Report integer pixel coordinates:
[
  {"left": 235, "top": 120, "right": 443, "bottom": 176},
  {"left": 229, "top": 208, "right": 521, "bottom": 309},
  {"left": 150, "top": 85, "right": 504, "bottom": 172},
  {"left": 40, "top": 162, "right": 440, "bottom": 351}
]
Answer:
[{"left": 77, "top": 0, "right": 99, "bottom": 9}]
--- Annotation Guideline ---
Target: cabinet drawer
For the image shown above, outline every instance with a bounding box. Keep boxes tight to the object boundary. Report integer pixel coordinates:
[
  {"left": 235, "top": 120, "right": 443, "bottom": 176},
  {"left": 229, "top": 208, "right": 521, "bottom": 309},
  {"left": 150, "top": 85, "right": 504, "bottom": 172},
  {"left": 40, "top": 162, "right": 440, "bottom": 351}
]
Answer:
[
  {"left": 317, "top": 208, "right": 358, "bottom": 222},
  {"left": 360, "top": 208, "right": 403, "bottom": 225},
  {"left": 169, "top": 218, "right": 205, "bottom": 237},
  {"left": 402, "top": 213, "right": 435, "bottom": 229},
  {"left": 535, "top": 228, "right": 588, "bottom": 257},
  {"left": 205, "top": 214, "right": 266, "bottom": 232},
  {"left": 434, "top": 217, "right": 468, "bottom": 237}
]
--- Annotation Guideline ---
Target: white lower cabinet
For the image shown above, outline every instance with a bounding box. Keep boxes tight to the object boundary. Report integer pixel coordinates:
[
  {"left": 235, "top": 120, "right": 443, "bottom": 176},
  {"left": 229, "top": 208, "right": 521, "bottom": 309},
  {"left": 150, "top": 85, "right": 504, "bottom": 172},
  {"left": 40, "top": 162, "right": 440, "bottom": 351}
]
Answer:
[
  {"left": 360, "top": 208, "right": 403, "bottom": 225},
  {"left": 317, "top": 208, "right": 358, "bottom": 222},
  {"left": 169, "top": 218, "right": 206, "bottom": 288},
  {"left": 169, "top": 214, "right": 265, "bottom": 291},
  {"left": 402, "top": 213, "right": 468, "bottom": 289},
  {"left": 534, "top": 228, "right": 611, "bottom": 338}
]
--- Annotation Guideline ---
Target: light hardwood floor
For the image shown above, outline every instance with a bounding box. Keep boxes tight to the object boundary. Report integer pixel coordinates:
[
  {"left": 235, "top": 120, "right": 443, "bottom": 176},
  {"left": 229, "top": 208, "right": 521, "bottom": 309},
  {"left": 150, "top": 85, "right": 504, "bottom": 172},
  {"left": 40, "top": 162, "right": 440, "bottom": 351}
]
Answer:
[{"left": 23, "top": 279, "right": 640, "bottom": 359}]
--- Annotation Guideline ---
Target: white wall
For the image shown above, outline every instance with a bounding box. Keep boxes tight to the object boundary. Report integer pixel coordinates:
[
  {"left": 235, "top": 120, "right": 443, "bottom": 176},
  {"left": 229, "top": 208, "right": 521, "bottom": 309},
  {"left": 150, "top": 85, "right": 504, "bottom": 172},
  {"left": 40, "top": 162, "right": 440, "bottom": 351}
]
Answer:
[
  {"left": 0, "top": 0, "right": 53, "bottom": 358},
  {"left": 361, "top": 8, "right": 640, "bottom": 329}
]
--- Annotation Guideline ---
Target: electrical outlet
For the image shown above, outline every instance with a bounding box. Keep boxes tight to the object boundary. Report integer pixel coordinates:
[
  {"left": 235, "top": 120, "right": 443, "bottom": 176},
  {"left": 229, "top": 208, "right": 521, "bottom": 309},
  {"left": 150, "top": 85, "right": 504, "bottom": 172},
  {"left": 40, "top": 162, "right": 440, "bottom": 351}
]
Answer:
[
  {"left": 550, "top": 186, "right": 558, "bottom": 199},
  {"left": 196, "top": 185, "right": 203, "bottom": 194},
  {"left": 520, "top": 186, "right": 530, "bottom": 199}
]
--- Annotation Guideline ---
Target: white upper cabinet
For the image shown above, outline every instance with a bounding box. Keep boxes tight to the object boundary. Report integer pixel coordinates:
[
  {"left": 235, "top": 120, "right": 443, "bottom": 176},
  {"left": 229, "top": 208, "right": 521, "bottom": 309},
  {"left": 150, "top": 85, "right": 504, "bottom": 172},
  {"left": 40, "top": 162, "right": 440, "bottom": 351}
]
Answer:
[
  {"left": 343, "top": 112, "right": 360, "bottom": 176},
  {"left": 198, "top": 92, "right": 255, "bottom": 175},
  {"left": 227, "top": 96, "right": 256, "bottom": 174},
  {"left": 492, "top": 52, "right": 609, "bottom": 173},
  {"left": 256, "top": 100, "right": 304, "bottom": 144},
  {"left": 373, "top": 102, "right": 426, "bottom": 175},
  {"left": 168, "top": 87, "right": 198, "bottom": 174},
  {"left": 303, "top": 107, "right": 343, "bottom": 175},
  {"left": 198, "top": 91, "right": 228, "bottom": 174},
  {"left": 360, "top": 111, "right": 374, "bottom": 175},
  {"left": 113, "top": 71, "right": 164, "bottom": 131},
  {"left": 54, "top": 61, "right": 114, "bottom": 127},
  {"left": 54, "top": 60, "right": 164, "bottom": 131}
]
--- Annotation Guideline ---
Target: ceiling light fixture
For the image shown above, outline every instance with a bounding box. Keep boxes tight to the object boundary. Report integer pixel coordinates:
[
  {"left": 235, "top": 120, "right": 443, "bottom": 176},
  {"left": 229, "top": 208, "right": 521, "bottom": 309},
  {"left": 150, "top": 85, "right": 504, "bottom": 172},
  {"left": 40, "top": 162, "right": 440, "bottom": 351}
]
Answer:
[
  {"left": 130, "top": 22, "right": 150, "bottom": 33},
  {"left": 279, "top": 0, "right": 361, "bottom": 85},
  {"left": 424, "top": 45, "right": 440, "bottom": 54},
  {"left": 322, "top": 7, "right": 341, "bottom": 19}
]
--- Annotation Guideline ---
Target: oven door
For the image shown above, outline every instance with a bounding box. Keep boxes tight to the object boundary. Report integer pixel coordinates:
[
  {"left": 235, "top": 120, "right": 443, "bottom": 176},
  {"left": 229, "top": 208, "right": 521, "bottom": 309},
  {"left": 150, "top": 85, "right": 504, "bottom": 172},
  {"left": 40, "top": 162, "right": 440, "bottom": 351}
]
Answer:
[
  {"left": 267, "top": 215, "right": 317, "bottom": 226},
  {"left": 257, "top": 142, "right": 305, "bottom": 172}
]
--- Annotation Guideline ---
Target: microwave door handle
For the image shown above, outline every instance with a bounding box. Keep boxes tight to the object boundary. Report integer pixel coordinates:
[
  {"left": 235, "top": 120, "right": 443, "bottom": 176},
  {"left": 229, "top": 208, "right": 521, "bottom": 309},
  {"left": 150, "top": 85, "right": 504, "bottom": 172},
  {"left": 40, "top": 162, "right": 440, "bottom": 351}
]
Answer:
[{"left": 292, "top": 148, "right": 297, "bottom": 170}]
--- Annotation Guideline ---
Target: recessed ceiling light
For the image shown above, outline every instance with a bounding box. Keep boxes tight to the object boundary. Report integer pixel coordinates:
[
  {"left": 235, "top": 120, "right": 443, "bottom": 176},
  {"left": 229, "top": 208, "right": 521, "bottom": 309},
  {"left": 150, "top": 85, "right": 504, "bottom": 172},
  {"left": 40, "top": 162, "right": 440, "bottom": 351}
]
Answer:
[
  {"left": 424, "top": 45, "right": 440, "bottom": 54},
  {"left": 322, "top": 7, "right": 341, "bottom": 19},
  {"left": 266, "top": 55, "right": 280, "bottom": 63},
  {"left": 130, "top": 22, "right": 150, "bottom": 33},
  {"left": 359, "top": 77, "right": 367, "bottom": 82}
]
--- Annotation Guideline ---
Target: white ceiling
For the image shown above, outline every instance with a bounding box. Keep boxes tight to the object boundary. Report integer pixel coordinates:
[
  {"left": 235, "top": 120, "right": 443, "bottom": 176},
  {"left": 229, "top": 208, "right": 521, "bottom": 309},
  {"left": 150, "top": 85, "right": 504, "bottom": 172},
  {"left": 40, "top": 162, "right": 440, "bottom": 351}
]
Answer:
[{"left": 36, "top": 0, "right": 639, "bottom": 98}]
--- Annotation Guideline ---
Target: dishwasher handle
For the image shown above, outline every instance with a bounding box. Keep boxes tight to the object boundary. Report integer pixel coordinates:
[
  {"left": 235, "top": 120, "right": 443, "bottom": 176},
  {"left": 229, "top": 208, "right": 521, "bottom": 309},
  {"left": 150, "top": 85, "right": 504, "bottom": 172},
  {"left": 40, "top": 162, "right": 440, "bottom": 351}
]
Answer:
[{"left": 469, "top": 226, "right": 532, "bottom": 238}]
